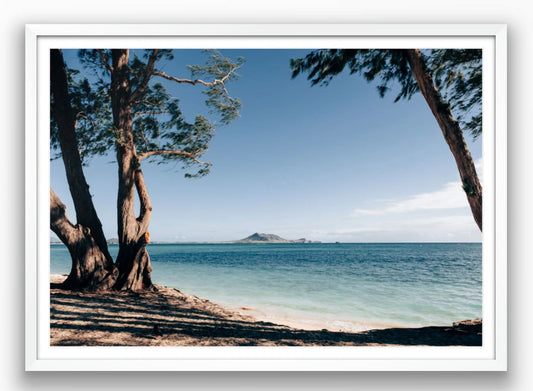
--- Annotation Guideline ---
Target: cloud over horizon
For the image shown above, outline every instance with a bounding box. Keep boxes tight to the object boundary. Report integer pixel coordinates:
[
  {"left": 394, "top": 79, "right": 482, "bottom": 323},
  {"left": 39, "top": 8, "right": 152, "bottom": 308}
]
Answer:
[
  {"left": 352, "top": 158, "right": 483, "bottom": 217},
  {"left": 352, "top": 181, "right": 468, "bottom": 216},
  {"left": 306, "top": 214, "right": 481, "bottom": 242}
]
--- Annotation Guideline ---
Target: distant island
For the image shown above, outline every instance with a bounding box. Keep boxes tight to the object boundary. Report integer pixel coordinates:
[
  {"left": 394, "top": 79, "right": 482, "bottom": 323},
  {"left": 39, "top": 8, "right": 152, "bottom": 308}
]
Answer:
[{"left": 234, "top": 233, "right": 320, "bottom": 244}]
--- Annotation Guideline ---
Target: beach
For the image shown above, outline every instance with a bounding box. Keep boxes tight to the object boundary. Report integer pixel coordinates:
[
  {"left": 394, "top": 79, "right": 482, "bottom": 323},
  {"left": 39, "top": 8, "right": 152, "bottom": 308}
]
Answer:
[{"left": 50, "top": 274, "right": 482, "bottom": 346}]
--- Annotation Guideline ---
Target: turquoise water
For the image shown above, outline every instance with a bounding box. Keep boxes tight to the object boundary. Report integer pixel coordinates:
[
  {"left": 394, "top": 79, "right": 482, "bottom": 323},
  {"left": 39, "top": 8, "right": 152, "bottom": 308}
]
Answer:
[{"left": 50, "top": 242, "right": 482, "bottom": 331}]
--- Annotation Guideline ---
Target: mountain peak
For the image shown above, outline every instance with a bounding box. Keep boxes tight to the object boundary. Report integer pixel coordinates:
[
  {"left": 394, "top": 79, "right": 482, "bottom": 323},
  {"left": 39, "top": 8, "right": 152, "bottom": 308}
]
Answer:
[
  {"left": 243, "top": 233, "right": 286, "bottom": 242},
  {"left": 236, "top": 233, "right": 319, "bottom": 243}
]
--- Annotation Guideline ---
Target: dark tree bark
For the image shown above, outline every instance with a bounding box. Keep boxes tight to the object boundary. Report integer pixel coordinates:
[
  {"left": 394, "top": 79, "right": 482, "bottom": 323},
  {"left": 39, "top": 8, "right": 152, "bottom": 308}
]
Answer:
[
  {"left": 50, "top": 49, "right": 117, "bottom": 290},
  {"left": 50, "top": 189, "right": 117, "bottom": 290},
  {"left": 402, "top": 49, "right": 482, "bottom": 231},
  {"left": 110, "top": 49, "right": 154, "bottom": 291}
]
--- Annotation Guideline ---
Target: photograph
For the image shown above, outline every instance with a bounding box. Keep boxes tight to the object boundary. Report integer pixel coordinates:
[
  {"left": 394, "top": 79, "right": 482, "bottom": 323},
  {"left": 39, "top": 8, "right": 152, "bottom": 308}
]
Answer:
[
  {"left": 50, "top": 47, "right": 484, "bottom": 347},
  {"left": 25, "top": 24, "right": 507, "bottom": 371}
]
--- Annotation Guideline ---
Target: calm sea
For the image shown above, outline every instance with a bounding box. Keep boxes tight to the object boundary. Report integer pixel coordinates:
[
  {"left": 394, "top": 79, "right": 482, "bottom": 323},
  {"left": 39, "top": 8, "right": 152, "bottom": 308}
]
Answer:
[{"left": 50, "top": 242, "right": 482, "bottom": 332}]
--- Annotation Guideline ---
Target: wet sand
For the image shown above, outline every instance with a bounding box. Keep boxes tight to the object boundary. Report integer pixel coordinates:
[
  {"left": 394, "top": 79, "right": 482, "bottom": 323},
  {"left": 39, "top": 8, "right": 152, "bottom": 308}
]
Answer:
[{"left": 50, "top": 274, "right": 482, "bottom": 346}]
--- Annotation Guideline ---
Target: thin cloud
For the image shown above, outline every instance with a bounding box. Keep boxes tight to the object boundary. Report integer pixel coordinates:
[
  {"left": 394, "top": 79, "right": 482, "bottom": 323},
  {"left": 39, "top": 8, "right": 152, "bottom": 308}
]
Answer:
[
  {"left": 353, "top": 158, "right": 483, "bottom": 216},
  {"left": 318, "top": 215, "right": 480, "bottom": 242},
  {"left": 352, "top": 181, "right": 467, "bottom": 216},
  {"left": 319, "top": 215, "right": 477, "bottom": 236}
]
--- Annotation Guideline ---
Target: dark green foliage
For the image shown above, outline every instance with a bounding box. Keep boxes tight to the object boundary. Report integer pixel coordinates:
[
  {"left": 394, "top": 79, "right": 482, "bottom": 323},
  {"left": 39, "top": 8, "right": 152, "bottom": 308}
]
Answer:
[
  {"left": 78, "top": 49, "right": 112, "bottom": 82},
  {"left": 290, "top": 49, "right": 419, "bottom": 102},
  {"left": 462, "top": 181, "right": 477, "bottom": 196},
  {"left": 51, "top": 49, "right": 243, "bottom": 177},
  {"left": 50, "top": 68, "right": 114, "bottom": 164},
  {"left": 290, "top": 49, "right": 482, "bottom": 138},
  {"left": 429, "top": 49, "right": 482, "bottom": 138}
]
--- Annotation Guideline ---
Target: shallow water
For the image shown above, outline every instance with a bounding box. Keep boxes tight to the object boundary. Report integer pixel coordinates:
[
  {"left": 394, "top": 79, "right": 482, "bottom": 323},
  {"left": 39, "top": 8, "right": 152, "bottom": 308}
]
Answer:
[{"left": 50, "top": 242, "right": 482, "bottom": 332}]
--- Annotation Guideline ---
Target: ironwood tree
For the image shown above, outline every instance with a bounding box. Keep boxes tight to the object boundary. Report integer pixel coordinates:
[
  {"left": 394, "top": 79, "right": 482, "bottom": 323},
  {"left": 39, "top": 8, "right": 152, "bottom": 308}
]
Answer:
[
  {"left": 50, "top": 48, "right": 243, "bottom": 290},
  {"left": 290, "top": 49, "right": 483, "bottom": 231}
]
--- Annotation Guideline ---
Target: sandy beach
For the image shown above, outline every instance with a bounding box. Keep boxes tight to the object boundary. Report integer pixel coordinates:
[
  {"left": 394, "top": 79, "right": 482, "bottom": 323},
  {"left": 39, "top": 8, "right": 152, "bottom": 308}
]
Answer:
[{"left": 50, "top": 274, "right": 482, "bottom": 346}]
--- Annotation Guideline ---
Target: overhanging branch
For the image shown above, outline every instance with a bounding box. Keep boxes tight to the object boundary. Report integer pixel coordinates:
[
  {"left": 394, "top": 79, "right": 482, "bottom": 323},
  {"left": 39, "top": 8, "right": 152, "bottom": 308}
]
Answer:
[
  {"left": 96, "top": 49, "right": 113, "bottom": 73},
  {"left": 131, "top": 49, "right": 160, "bottom": 102},
  {"left": 152, "top": 70, "right": 215, "bottom": 87},
  {"left": 133, "top": 110, "right": 170, "bottom": 118},
  {"left": 152, "top": 65, "right": 241, "bottom": 97},
  {"left": 138, "top": 149, "right": 212, "bottom": 166}
]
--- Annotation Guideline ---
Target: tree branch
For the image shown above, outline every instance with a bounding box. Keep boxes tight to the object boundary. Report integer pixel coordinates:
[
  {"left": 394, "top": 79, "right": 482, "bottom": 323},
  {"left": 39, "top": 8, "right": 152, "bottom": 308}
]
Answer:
[
  {"left": 220, "top": 64, "right": 240, "bottom": 83},
  {"left": 138, "top": 149, "right": 212, "bottom": 166},
  {"left": 96, "top": 49, "right": 113, "bottom": 72},
  {"left": 134, "top": 167, "right": 152, "bottom": 234},
  {"left": 50, "top": 187, "right": 82, "bottom": 245},
  {"left": 152, "top": 70, "right": 214, "bottom": 87},
  {"left": 149, "top": 62, "right": 241, "bottom": 105},
  {"left": 76, "top": 111, "right": 98, "bottom": 130},
  {"left": 131, "top": 49, "right": 160, "bottom": 102},
  {"left": 133, "top": 110, "right": 170, "bottom": 118},
  {"left": 138, "top": 126, "right": 149, "bottom": 152},
  {"left": 152, "top": 65, "right": 241, "bottom": 97}
]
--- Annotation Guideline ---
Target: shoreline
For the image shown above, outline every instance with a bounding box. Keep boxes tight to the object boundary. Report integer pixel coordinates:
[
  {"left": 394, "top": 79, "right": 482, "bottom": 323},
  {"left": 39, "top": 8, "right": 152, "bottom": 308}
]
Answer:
[
  {"left": 50, "top": 274, "right": 482, "bottom": 346},
  {"left": 227, "top": 304, "right": 404, "bottom": 333}
]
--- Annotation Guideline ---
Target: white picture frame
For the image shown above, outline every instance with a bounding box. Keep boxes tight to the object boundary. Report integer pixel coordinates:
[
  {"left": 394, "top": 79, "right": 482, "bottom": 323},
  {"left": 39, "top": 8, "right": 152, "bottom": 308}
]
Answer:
[{"left": 25, "top": 24, "right": 507, "bottom": 371}]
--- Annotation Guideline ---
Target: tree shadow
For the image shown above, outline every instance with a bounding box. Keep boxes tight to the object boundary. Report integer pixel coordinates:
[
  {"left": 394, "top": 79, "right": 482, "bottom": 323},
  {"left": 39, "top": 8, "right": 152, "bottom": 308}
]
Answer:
[{"left": 50, "top": 288, "right": 482, "bottom": 347}]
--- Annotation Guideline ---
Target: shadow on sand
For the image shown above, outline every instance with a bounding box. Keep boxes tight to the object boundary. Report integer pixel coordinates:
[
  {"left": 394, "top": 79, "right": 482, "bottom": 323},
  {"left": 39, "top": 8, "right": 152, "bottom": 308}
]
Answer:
[{"left": 50, "top": 287, "right": 482, "bottom": 347}]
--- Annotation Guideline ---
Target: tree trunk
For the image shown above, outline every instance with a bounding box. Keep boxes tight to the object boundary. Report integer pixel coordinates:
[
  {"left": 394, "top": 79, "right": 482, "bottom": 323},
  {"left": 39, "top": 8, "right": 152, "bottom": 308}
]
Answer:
[
  {"left": 50, "top": 49, "right": 117, "bottom": 289},
  {"left": 50, "top": 189, "right": 117, "bottom": 290},
  {"left": 402, "top": 49, "right": 482, "bottom": 231},
  {"left": 110, "top": 49, "right": 154, "bottom": 291}
]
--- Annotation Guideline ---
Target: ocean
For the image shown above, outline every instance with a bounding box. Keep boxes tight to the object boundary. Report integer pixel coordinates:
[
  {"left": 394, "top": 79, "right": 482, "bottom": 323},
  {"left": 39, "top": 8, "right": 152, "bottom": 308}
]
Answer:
[{"left": 50, "top": 242, "right": 482, "bottom": 332}]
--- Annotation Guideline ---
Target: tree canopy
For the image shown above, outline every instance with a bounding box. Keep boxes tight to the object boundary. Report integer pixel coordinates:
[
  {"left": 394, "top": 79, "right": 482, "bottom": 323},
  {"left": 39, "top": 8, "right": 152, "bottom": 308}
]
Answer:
[
  {"left": 290, "top": 49, "right": 482, "bottom": 138},
  {"left": 51, "top": 49, "right": 244, "bottom": 177}
]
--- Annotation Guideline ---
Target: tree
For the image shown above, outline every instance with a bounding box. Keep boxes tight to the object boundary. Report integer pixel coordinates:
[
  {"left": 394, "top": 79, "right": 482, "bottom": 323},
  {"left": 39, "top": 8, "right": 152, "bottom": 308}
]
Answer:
[
  {"left": 50, "top": 49, "right": 116, "bottom": 290},
  {"left": 50, "top": 48, "right": 243, "bottom": 290},
  {"left": 290, "top": 49, "right": 483, "bottom": 231}
]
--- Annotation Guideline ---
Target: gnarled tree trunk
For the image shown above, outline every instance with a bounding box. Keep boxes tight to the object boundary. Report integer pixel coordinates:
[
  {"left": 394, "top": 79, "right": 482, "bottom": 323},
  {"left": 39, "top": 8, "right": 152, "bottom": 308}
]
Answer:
[
  {"left": 402, "top": 49, "right": 482, "bottom": 231},
  {"left": 50, "top": 189, "right": 117, "bottom": 290},
  {"left": 110, "top": 49, "right": 154, "bottom": 291},
  {"left": 50, "top": 49, "right": 117, "bottom": 290}
]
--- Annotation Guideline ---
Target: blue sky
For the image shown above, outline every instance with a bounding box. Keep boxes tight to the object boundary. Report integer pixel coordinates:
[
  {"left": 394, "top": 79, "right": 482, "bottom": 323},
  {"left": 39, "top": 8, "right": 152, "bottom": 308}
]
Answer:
[{"left": 51, "top": 49, "right": 483, "bottom": 242}]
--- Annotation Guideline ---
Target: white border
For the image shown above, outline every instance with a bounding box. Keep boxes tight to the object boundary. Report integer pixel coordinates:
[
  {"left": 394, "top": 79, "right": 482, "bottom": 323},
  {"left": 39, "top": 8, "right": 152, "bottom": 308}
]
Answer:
[{"left": 25, "top": 24, "right": 507, "bottom": 371}]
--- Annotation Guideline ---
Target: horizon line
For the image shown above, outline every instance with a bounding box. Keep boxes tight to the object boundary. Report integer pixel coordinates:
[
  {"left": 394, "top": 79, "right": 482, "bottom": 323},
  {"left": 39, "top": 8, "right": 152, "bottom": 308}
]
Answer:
[{"left": 51, "top": 240, "right": 482, "bottom": 244}]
